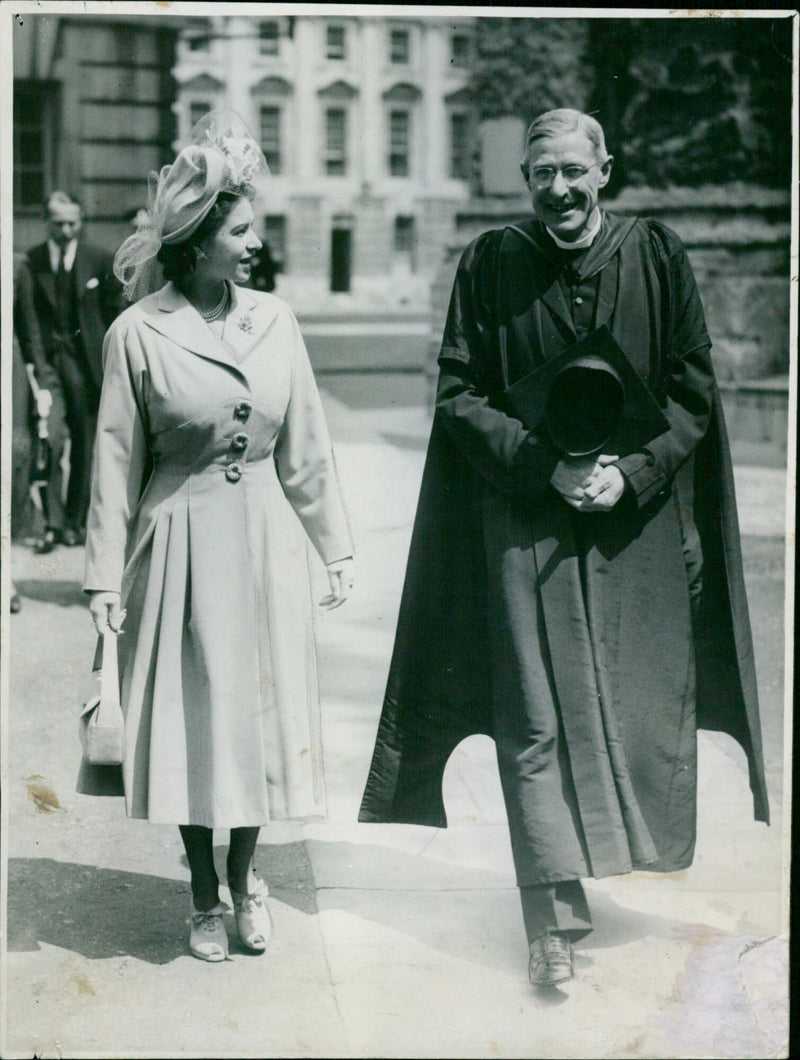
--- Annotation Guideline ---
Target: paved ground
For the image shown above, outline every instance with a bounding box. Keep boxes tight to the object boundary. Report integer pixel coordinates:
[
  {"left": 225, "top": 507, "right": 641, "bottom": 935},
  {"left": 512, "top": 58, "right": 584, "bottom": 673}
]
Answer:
[{"left": 2, "top": 386, "right": 790, "bottom": 1059}]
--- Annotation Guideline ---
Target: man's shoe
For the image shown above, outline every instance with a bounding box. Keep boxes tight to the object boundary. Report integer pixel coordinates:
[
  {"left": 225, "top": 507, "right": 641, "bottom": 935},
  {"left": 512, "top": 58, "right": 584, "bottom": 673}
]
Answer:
[
  {"left": 10, "top": 594, "right": 21, "bottom": 614},
  {"left": 34, "top": 529, "right": 58, "bottom": 554},
  {"left": 528, "top": 933, "right": 573, "bottom": 987},
  {"left": 62, "top": 527, "right": 84, "bottom": 547}
]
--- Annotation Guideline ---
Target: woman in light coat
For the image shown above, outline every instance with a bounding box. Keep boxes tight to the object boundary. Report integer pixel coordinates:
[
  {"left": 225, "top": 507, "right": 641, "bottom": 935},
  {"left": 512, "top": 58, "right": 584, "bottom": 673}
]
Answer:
[{"left": 85, "top": 114, "right": 354, "bottom": 962}]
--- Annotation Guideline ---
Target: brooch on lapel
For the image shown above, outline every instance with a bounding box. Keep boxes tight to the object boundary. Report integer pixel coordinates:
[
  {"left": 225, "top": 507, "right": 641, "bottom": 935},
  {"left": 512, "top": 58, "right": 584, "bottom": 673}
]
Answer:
[{"left": 238, "top": 315, "right": 254, "bottom": 334}]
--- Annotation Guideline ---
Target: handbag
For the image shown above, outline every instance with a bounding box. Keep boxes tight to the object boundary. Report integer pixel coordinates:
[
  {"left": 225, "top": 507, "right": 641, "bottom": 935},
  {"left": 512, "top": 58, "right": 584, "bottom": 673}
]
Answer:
[{"left": 79, "top": 630, "right": 124, "bottom": 765}]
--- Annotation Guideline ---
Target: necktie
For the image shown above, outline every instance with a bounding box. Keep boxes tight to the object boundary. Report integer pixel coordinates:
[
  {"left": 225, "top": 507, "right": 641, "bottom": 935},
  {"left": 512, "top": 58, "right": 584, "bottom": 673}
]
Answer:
[{"left": 55, "top": 245, "right": 72, "bottom": 331}]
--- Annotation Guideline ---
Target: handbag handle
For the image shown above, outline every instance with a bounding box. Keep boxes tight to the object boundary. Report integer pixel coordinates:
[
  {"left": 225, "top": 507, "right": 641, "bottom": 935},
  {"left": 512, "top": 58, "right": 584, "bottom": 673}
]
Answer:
[{"left": 99, "top": 630, "right": 121, "bottom": 709}]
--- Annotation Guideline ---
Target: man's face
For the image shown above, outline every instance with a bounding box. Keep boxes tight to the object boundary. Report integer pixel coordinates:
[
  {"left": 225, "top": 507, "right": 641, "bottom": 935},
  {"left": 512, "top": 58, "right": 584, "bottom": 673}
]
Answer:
[
  {"left": 525, "top": 130, "right": 612, "bottom": 242},
  {"left": 47, "top": 201, "right": 83, "bottom": 246}
]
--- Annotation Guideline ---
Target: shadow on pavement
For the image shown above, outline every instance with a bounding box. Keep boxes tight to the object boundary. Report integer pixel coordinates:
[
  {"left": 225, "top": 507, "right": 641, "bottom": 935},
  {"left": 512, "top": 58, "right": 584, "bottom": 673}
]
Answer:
[
  {"left": 8, "top": 842, "right": 679, "bottom": 970},
  {"left": 14, "top": 578, "right": 88, "bottom": 608},
  {"left": 8, "top": 843, "right": 317, "bottom": 964},
  {"left": 303, "top": 839, "right": 681, "bottom": 972},
  {"left": 7, "top": 858, "right": 191, "bottom": 964}
]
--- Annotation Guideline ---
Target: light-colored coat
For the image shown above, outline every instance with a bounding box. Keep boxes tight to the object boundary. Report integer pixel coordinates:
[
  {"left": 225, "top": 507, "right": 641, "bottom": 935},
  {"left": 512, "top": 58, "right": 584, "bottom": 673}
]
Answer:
[{"left": 84, "top": 283, "right": 352, "bottom": 827}]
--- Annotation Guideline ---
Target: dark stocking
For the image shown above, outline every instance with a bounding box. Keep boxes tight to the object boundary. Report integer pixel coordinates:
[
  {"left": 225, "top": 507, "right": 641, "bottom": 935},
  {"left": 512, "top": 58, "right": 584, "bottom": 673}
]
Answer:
[
  {"left": 227, "top": 826, "right": 260, "bottom": 895},
  {"left": 179, "top": 825, "right": 220, "bottom": 912}
]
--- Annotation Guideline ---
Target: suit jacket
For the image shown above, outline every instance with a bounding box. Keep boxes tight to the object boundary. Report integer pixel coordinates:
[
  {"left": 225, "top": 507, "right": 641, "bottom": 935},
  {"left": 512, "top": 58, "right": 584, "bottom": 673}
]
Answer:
[{"left": 14, "top": 239, "right": 123, "bottom": 390}]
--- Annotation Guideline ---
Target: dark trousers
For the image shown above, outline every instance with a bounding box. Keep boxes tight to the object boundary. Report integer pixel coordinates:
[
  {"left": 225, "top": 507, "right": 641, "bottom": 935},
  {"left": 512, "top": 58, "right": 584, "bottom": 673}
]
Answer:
[
  {"left": 481, "top": 489, "right": 594, "bottom": 944},
  {"left": 43, "top": 348, "right": 99, "bottom": 532},
  {"left": 519, "top": 881, "right": 592, "bottom": 944}
]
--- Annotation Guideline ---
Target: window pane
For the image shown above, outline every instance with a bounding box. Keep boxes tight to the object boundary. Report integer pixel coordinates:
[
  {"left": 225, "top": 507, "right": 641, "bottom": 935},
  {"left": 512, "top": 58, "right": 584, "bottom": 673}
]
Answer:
[
  {"left": 394, "top": 215, "right": 415, "bottom": 252},
  {"left": 259, "top": 21, "right": 279, "bottom": 55},
  {"left": 325, "top": 108, "right": 347, "bottom": 175},
  {"left": 14, "top": 84, "right": 47, "bottom": 208},
  {"left": 450, "top": 112, "right": 470, "bottom": 180},
  {"left": 259, "top": 106, "right": 281, "bottom": 174},
  {"left": 390, "top": 29, "right": 409, "bottom": 64},
  {"left": 389, "top": 110, "right": 409, "bottom": 177},
  {"left": 326, "top": 25, "right": 346, "bottom": 60},
  {"left": 263, "top": 214, "right": 287, "bottom": 264},
  {"left": 190, "top": 101, "right": 211, "bottom": 129},
  {"left": 450, "top": 33, "right": 470, "bottom": 67},
  {"left": 188, "top": 21, "right": 211, "bottom": 51}
]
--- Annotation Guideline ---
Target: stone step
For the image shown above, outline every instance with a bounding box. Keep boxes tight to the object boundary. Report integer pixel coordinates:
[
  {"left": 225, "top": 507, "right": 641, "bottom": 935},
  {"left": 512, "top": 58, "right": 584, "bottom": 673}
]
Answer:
[{"left": 719, "top": 377, "right": 789, "bottom": 452}]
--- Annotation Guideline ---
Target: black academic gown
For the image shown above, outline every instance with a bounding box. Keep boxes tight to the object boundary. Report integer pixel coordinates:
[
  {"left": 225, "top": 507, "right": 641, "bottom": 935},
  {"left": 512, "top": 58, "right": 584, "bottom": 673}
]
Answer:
[{"left": 359, "top": 214, "right": 769, "bottom": 886}]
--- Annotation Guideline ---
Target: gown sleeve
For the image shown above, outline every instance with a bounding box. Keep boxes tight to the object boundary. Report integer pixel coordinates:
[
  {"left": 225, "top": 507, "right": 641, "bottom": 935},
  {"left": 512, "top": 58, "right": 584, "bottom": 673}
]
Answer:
[
  {"left": 436, "top": 232, "right": 562, "bottom": 503},
  {"left": 83, "top": 315, "right": 150, "bottom": 594},
  {"left": 273, "top": 310, "right": 353, "bottom": 564},
  {"left": 614, "top": 221, "right": 715, "bottom": 508}
]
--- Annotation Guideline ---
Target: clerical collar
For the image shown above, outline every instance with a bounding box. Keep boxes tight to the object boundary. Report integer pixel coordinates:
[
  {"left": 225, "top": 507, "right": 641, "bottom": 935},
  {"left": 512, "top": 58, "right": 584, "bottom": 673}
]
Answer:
[{"left": 546, "top": 210, "right": 603, "bottom": 251}]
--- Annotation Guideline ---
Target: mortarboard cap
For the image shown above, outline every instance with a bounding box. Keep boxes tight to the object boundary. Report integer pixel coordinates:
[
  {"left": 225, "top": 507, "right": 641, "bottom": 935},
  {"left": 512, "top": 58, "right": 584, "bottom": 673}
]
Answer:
[{"left": 504, "top": 325, "right": 670, "bottom": 457}]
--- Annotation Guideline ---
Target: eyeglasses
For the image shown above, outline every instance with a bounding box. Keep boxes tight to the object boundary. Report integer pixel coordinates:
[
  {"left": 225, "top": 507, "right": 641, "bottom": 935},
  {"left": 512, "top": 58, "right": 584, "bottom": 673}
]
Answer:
[{"left": 530, "top": 162, "right": 603, "bottom": 188}]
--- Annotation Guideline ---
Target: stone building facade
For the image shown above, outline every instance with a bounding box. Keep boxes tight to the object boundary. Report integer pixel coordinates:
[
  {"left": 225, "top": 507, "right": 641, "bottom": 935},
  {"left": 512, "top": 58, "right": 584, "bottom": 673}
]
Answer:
[
  {"left": 172, "top": 13, "right": 476, "bottom": 311},
  {"left": 13, "top": 12, "right": 476, "bottom": 313},
  {"left": 12, "top": 14, "right": 182, "bottom": 256}
]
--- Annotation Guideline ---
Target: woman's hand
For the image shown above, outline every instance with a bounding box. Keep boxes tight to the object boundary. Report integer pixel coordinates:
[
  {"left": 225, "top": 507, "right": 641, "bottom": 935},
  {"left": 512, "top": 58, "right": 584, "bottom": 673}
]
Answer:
[
  {"left": 551, "top": 453, "right": 626, "bottom": 511},
  {"left": 319, "top": 558, "right": 354, "bottom": 610},
  {"left": 89, "top": 591, "right": 126, "bottom": 637}
]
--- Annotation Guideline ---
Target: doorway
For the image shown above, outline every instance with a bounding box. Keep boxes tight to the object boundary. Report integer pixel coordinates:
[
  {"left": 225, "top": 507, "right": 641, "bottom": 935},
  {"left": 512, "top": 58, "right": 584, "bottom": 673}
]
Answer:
[{"left": 330, "top": 227, "right": 352, "bottom": 292}]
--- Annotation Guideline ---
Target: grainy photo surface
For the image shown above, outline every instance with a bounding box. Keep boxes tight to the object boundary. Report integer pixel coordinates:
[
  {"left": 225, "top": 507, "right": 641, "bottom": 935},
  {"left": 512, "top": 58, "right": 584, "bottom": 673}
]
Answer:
[{"left": 1, "top": 4, "right": 795, "bottom": 1058}]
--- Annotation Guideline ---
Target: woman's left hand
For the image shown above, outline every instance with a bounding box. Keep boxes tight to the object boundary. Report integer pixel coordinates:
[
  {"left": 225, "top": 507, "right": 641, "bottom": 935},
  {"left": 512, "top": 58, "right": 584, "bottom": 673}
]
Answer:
[{"left": 319, "top": 557, "right": 355, "bottom": 610}]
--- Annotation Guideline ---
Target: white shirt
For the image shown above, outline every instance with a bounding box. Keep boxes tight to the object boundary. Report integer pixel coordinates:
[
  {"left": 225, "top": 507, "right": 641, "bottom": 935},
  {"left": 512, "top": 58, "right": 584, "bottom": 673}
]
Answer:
[{"left": 48, "top": 238, "right": 78, "bottom": 273}]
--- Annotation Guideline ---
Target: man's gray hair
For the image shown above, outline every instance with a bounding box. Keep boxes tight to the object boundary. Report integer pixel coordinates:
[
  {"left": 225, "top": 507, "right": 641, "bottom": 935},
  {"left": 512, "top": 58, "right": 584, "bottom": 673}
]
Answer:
[
  {"left": 45, "top": 189, "right": 83, "bottom": 215},
  {"left": 520, "top": 109, "right": 609, "bottom": 177}
]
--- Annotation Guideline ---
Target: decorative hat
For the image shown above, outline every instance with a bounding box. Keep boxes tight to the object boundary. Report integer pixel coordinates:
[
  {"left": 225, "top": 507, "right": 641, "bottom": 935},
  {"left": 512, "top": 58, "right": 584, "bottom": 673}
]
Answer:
[
  {"left": 114, "top": 109, "right": 268, "bottom": 302},
  {"left": 504, "top": 325, "right": 670, "bottom": 457}
]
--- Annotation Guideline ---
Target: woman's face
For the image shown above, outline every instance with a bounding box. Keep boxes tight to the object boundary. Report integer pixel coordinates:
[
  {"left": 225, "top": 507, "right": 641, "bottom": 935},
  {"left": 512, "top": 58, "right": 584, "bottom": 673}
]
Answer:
[{"left": 198, "top": 197, "right": 262, "bottom": 286}]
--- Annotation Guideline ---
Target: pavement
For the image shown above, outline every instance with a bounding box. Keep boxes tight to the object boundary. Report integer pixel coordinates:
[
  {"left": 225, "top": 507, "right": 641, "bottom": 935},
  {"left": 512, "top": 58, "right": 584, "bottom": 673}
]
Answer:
[{"left": 1, "top": 385, "right": 791, "bottom": 1059}]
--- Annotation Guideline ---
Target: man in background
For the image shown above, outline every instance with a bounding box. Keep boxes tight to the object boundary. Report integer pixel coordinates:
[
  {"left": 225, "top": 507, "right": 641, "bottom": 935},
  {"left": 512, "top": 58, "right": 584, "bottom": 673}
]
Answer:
[
  {"left": 15, "top": 191, "right": 123, "bottom": 552},
  {"left": 248, "top": 237, "right": 279, "bottom": 294}
]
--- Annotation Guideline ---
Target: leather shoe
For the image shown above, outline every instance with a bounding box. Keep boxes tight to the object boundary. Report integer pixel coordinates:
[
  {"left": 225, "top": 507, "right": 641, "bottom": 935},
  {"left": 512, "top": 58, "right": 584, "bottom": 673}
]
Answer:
[
  {"left": 10, "top": 594, "right": 21, "bottom": 614},
  {"left": 528, "top": 933, "right": 573, "bottom": 987},
  {"left": 62, "top": 527, "right": 84, "bottom": 547},
  {"left": 34, "top": 529, "right": 58, "bottom": 554}
]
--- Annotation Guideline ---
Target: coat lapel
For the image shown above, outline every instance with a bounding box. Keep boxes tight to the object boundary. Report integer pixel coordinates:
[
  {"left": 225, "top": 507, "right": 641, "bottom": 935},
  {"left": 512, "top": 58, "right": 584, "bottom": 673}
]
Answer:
[
  {"left": 581, "top": 215, "right": 638, "bottom": 280},
  {"left": 73, "top": 244, "right": 88, "bottom": 301},
  {"left": 143, "top": 283, "right": 231, "bottom": 369},
  {"left": 31, "top": 245, "right": 57, "bottom": 309},
  {"left": 505, "top": 223, "right": 575, "bottom": 337},
  {"left": 220, "top": 286, "right": 280, "bottom": 363},
  {"left": 507, "top": 214, "right": 640, "bottom": 337},
  {"left": 145, "top": 283, "right": 281, "bottom": 372}
]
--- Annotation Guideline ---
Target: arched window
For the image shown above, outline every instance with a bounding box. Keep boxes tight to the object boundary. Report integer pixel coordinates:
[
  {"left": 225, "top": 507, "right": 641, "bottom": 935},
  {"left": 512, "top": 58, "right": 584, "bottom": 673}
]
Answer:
[
  {"left": 252, "top": 77, "right": 293, "bottom": 177},
  {"left": 382, "top": 83, "right": 422, "bottom": 180},
  {"left": 318, "top": 81, "right": 359, "bottom": 177}
]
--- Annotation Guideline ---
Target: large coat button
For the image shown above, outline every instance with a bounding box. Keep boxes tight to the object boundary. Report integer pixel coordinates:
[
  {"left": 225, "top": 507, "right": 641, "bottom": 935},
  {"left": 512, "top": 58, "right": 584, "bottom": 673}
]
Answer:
[
  {"left": 234, "top": 400, "right": 252, "bottom": 421},
  {"left": 225, "top": 463, "right": 243, "bottom": 483},
  {"left": 231, "top": 432, "right": 249, "bottom": 451}
]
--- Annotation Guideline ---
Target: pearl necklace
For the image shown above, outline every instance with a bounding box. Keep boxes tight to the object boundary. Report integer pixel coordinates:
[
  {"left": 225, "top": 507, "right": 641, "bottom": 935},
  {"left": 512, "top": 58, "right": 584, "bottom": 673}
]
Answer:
[{"left": 199, "top": 284, "right": 230, "bottom": 322}]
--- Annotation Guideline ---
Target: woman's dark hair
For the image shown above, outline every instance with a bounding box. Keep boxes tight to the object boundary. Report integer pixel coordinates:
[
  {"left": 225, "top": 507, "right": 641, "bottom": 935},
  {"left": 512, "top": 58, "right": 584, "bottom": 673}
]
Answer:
[{"left": 157, "top": 187, "right": 254, "bottom": 288}]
